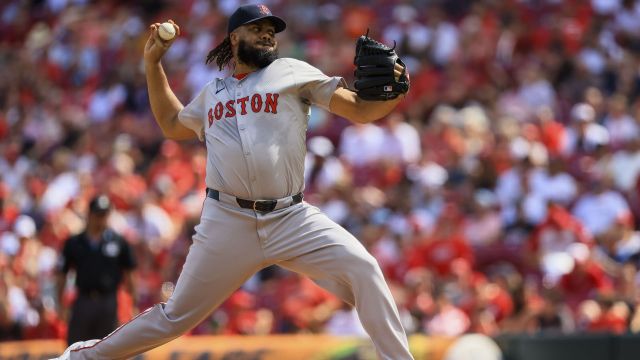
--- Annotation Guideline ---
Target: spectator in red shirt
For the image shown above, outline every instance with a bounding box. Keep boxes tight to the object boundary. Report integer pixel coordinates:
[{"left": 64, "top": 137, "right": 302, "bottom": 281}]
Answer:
[
  {"left": 526, "top": 203, "right": 592, "bottom": 272},
  {"left": 22, "top": 301, "right": 66, "bottom": 340},
  {"left": 557, "top": 243, "right": 613, "bottom": 311},
  {"left": 407, "top": 203, "right": 474, "bottom": 277},
  {"left": 585, "top": 296, "right": 629, "bottom": 334},
  {"left": 279, "top": 275, "right": 341, "bottom": 333}
]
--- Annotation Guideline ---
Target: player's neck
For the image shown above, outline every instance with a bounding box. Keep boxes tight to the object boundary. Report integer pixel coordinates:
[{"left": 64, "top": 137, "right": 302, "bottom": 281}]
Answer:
[
  {"left": 86, "top": 226, "right": 104, "bottom": 241},
  {"left": 234, "top": 62, "right": 257, "bottom": 76}
]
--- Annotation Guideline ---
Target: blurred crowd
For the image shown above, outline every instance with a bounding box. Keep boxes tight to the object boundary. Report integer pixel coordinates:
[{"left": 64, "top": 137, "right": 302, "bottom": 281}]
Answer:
[{"left": 3, "top": 0, "right": 640, "bottom": 342}]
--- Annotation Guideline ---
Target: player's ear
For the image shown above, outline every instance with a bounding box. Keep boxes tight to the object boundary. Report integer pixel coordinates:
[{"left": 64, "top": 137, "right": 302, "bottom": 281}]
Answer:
[{"left": 229, "top": 31, "right": 239, "bottom": 46}]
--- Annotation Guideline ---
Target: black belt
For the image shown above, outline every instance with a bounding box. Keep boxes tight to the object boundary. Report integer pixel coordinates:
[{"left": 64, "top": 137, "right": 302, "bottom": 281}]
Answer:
[{"left": 206, "top": 188, "right": 303, "bottom": 213}]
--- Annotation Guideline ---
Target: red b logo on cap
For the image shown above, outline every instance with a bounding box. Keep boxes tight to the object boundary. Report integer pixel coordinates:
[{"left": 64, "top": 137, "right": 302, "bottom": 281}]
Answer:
[{"left": 258, "top": 4, "right": 270, "bottom": 15}]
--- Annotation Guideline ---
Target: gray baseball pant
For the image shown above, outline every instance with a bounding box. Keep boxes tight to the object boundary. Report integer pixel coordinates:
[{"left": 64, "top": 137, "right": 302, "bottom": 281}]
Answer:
[{"left": 70, "top": 197, "right": 413, "bottom": 360}]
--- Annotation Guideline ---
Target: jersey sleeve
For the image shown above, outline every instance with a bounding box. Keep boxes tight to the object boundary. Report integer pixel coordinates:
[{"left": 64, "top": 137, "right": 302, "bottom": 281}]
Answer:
[
  {"left": 118, "top": 237, "right": 137, "bottom": 271},
  {"left": 285, "top": 58, "right": 347, "bottom": 111},
  {"left": 59, "top": 238, "right": 74, "bottom": 274},
  {"left": 178, "top": 83, "right": 210, "bottom": 141}
]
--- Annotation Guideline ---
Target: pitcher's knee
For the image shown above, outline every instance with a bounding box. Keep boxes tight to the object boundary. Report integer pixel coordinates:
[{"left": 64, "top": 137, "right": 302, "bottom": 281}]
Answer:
[
  {"left": 155, "top": 303, "right": 197, "bottom": 337},
  {"left": 348, "top": 253, "right": 384, "bottom": 280}
]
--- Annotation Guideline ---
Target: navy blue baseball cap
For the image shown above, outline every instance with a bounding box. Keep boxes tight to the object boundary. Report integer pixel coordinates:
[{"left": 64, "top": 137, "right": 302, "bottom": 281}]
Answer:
[
  {"left": 227, "top": 4, "right": 287, "bottom": 34},
  {"left": 89, "top": 194, "right": 112, "bottom": 214}
]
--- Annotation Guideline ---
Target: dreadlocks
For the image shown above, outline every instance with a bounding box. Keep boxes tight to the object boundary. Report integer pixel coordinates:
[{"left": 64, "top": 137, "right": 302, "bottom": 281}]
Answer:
[{"left": 206, "top": 36, "right": 232, "bottom": 71}]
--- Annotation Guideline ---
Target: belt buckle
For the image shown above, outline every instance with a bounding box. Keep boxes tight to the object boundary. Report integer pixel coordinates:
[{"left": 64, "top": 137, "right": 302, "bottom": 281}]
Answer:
[{"left": 253, "top": 200, "right": 277, "bottom": 212}]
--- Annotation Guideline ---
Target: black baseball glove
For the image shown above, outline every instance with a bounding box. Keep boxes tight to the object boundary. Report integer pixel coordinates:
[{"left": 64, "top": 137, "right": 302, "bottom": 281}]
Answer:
[{"left": 353, "top": 31, "right": 410, "bottom": 101}]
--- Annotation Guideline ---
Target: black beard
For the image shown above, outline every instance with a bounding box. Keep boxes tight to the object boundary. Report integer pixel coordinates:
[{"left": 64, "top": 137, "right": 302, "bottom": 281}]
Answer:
[{"left": 237, "top": 39, "right": 278, "bottom": 69}]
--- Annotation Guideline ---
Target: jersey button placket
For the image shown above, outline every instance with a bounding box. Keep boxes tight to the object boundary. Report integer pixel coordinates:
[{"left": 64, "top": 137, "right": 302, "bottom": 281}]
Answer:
[
  {"left": 234, "top": 82, "right": 246, "bottom": 143},
  {"left": 234, "top": 80, "right": 256, "bottom": 195}
]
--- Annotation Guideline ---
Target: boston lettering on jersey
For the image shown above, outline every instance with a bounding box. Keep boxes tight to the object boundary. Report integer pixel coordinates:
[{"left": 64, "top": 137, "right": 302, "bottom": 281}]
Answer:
[{"left": 208, "top": 93, "right": 279, "bottom": 126}]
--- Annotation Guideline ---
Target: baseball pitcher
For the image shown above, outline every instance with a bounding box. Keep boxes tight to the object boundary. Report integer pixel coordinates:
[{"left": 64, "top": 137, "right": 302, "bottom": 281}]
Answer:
[{"left": 54, "top": 4, "right": 412, "bottom": 360}]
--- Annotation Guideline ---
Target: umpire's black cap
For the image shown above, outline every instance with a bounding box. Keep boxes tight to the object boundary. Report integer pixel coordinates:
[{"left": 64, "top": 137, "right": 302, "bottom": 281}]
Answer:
[
  {"left": 228, "top": 4, "right": 286, "bottom": 34},
  {"left": 89, "top": 194, "right": 112, "bottom": 214}
]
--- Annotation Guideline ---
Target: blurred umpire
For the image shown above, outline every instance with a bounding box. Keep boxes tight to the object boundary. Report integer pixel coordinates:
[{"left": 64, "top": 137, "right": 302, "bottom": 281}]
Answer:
[{"left": 57, "top": 194, "right": 137, "bottom": 345}]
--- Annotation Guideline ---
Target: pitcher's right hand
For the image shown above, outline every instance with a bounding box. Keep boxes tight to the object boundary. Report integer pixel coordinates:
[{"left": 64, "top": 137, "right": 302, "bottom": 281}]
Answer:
[{"left": 144, "top": 20, "right": 180, "bottom": 65}]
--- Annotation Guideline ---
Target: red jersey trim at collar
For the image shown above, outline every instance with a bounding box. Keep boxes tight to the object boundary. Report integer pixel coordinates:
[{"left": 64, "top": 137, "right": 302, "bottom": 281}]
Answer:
[{"left": 233, "top": 73, "right": 249, "bottom": 80}]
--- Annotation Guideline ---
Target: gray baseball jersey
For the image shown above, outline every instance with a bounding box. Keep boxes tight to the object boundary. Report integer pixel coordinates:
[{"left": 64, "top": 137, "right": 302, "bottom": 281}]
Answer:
[
  {"left": 178, "top": 58, "right": 345, "bottom": 200},
  {"left": 65, "top": 58, "right": 414, "bottom": 360}
]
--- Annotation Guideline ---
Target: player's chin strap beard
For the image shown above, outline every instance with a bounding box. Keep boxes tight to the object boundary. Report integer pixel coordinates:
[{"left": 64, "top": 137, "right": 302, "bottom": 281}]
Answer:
[{"left": 236, "top": 39, "right": 278, "bottom": 69}]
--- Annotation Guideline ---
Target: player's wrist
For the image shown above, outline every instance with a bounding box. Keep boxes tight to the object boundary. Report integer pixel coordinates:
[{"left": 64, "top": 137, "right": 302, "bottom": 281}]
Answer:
[{"left": 144, "top": 58, "right": 162, "bottom": 67}]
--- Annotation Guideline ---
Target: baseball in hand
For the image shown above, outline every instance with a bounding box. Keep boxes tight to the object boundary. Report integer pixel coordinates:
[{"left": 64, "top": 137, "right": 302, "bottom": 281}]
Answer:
[{"left": 158, "top": 22, "right": 176, "bottom": 41}]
